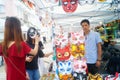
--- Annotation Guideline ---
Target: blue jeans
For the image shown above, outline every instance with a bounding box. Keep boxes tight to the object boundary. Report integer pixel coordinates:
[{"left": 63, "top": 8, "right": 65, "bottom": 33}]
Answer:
[{"left": 27, "top": 69, "right": 40, "bottom": 80}]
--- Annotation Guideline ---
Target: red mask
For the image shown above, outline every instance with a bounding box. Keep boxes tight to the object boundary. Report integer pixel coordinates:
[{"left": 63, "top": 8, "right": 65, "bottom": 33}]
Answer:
[
  {"left": 62, "top": 0, "right": 78, "bottom": 13},
  {"left": 56, "top": 46, "right": 71, "bottom": 61}
]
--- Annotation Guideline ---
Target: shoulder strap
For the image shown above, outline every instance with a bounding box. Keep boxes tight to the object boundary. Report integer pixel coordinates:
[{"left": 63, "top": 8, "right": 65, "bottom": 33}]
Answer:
[{"left": 8, "top": 41, "right": 15, "bottom": 48}]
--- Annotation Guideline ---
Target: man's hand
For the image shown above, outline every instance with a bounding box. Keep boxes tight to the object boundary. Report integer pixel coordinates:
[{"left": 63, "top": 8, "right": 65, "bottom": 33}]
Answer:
[{"left": 96, "top": 60, "right": 101, "bottom": 67}]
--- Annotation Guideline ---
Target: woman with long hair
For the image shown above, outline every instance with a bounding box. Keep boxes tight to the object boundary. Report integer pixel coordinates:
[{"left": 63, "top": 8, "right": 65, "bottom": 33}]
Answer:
[{"left": 0, "top": 17, "right": 39, "bottom": 80}]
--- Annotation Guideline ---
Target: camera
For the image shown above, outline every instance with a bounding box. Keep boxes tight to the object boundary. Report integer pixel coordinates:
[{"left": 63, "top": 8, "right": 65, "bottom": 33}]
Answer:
[{"left": 37, "top": 31, "right": 40, "bottom": 37}]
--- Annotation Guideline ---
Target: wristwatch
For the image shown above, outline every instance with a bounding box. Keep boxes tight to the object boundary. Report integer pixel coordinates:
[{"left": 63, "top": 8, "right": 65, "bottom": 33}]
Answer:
[{"left": 97, "top": 59, "right": 101, "bottom": 61}]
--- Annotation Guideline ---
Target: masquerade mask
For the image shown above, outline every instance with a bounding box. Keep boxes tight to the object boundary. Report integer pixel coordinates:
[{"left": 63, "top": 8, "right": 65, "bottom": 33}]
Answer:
[
  {"left": 73, "top": 72, "right": 87, "bottom": 80},
  {"left": 54, "top": 33, "right": 69, "bottom": 48},
  {"left": 62, "top": 0, "right": 78, "bottom": 13},
  {"left": 58, "top": 61, "right": 73, "bottom": 79},
  {"left": 56, "top": 45, "right": 71, "bottom": 61},
  {"left": 28, "top": 28, "right": 40, "bottom": 38},
  {"left": 59, "top": 74, "right": 73, "bottom": 80},
  {"left": 70, "top": 32, "right": 85, "bottom": 45},
  {"left": 71, "top": 44, "right": 85, "bottom": 58},
  {"left": 73, "top": 58, "right": 87, "bottom": 73},
  {"left": 78, "top": 0, "right": 95, "bottom": 5},
  {"left": 104, "top": 73, "right": 120, "bottom": 80},
  {"left": 88, "top": 73, "right": 102, "bottom": 80}
]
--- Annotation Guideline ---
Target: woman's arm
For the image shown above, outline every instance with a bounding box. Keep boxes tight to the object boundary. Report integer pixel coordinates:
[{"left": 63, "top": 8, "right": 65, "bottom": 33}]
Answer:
[
  {"left": 25, "top": 56, "right": 33, "bottom": 62},
  {"left": 29, "top": 36, "right": 39, "bottom": 56},
  {"left": 44, "top": 52, "right": 53, "bottom": 57}
]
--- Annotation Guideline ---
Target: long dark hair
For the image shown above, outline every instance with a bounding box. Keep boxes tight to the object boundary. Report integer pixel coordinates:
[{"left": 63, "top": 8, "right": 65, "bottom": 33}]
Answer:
[{"left": 2, "top": 17, "right": 23, "bottom": 56}]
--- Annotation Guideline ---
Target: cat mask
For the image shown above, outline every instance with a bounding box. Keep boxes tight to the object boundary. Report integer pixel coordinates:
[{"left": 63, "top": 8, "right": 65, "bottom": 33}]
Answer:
[
  {"left": 58, "top": 61, "right": 73, "bottom": 80},
  {"left": 73, "top": 58, "right": 87, "bottom": 73},
  {"left": 70, "top": 32, "right": 85, "bottom": 45},
  {"left": 71, "top": 44, "right": 85, "bottom": 58},
  {"left": 54, "top": 33, "right": 68, "bottom": 48},
  {"left": 56, "top": 45, "right": 71, "bottom": 61}
]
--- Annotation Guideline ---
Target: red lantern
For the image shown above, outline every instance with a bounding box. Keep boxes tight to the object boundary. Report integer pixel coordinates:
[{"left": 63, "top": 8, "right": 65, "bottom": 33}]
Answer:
[{"left": 62, "top": 0, "right": 78, "bottom": 13}]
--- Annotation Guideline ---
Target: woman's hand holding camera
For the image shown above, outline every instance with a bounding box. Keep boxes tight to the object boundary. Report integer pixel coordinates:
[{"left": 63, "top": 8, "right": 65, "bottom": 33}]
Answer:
[{"left": 35, "top": 35, "right": 39, "bottom": 45}]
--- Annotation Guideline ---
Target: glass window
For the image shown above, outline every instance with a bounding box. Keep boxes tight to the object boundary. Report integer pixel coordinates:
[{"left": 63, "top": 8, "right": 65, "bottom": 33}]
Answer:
[
  {"left": 0, "top": 0, "right": 5, "bottom": 4},
  {"left": 0, "top": 32, "right": 4, "bottom": 41},
  {"left": 0, "top": 5, "right": 5, "bottom": 13},
  {"left": 0, "top": 19, "right": 5, "bottom": 30}
]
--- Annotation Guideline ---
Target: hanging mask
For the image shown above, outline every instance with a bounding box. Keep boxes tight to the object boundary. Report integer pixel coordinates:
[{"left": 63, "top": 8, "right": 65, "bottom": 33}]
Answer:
[
  {"left": 54, "top": 33, "right": 68, "bottom": 48},
  {"left": 73, "top": 58, "right": 87, "bottom": 73},
  {"left": 62, "top": 0, "right": 78, "bottom": 13},
  {"left": 88, "top": 73, "right": 102, "bottom": 80},
  {"left": 72, "top": 58, "right": 87, "bottom": 80},
  {"left": 78, "top": 0, "right": 95, "bottom": 5},
  {"left": 41, "top": 73, "right": 55, "bottom": 80},
  {"left": 73, "top": 72, "right": 87, "bottom": 80},
  {"left": 56, "top": 45, "right": 71, "bottom": 61},
  {"left": 104, "top": 73, "right": 120, "bottom": 80},
  {"left": 70, "top": 32, "right": 85, "bottom": 45},
  {"left": 70, "top": 32, "right": 85, "bottom": 58},
  {"left": 70, "top": 44, "right": 85, "bottom": 58},
  {"left": 58, "top": 61, "right": 73, "bottom": 79},
  {"left": 98, "top": 0, "right": 106, "bottom": 2},
  {"left": 45, "top": 0, "right": 58, "bottom": 3}
]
